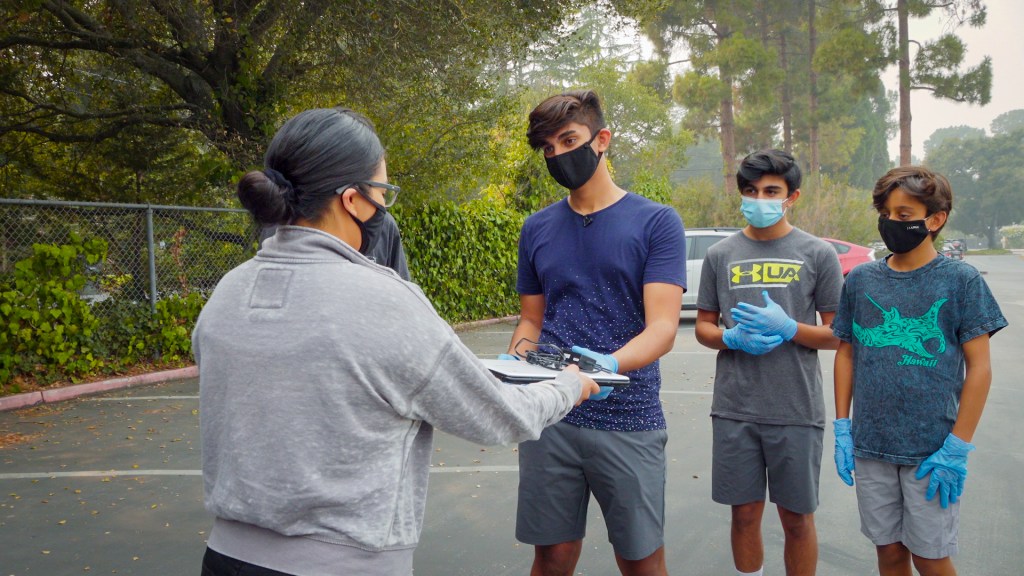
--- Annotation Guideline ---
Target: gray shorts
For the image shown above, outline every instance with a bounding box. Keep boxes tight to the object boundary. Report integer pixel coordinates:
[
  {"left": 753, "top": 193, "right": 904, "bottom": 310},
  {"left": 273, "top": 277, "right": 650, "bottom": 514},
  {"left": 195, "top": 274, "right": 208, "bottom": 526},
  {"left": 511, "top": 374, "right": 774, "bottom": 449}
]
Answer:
[
  {"left": 711, "top": 417, "right": 823, "bottom": 514},
  {"left": 516, "top": 421, "right": 667, "bottom": 561},
  {"left": 855, "top": 457, "right": 959, "bottom": 559}
]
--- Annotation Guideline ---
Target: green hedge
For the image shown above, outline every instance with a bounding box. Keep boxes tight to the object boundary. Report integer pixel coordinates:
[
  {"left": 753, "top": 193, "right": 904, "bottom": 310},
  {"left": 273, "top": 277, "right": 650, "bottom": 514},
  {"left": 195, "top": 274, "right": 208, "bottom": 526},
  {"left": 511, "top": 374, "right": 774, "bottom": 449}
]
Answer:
[
  {"left": 0, "top": 200, "right": 604, "bottom": 393},
  {"left": 395, "top": 200, "right": 525, "bottom": 323},
  {"left": 0, "top": 234, "right": 204, "bottom": 392}
]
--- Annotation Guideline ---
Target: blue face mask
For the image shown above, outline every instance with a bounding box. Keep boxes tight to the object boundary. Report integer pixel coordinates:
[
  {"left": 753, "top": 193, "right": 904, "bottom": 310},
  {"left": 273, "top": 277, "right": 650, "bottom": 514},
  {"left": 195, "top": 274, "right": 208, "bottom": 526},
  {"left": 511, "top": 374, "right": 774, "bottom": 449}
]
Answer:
[{"left": 741, "top": 197, "right": 787, "bottom": 228}]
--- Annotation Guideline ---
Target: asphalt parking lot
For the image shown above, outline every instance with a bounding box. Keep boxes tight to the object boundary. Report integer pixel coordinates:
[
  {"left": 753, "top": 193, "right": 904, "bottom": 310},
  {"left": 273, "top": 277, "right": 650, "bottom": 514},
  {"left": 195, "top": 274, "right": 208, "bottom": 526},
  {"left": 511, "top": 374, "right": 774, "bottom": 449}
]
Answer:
[{"left": 2, "top": 255, "right": 1022, "bottom": 576}]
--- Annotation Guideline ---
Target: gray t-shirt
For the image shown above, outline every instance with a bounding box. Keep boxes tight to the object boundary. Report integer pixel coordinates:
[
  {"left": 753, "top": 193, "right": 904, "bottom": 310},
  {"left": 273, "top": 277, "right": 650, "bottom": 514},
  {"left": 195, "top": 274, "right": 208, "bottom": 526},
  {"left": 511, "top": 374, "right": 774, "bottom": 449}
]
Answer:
[{"left": 697, "top": 228, "right": 844, "bottom": 428}]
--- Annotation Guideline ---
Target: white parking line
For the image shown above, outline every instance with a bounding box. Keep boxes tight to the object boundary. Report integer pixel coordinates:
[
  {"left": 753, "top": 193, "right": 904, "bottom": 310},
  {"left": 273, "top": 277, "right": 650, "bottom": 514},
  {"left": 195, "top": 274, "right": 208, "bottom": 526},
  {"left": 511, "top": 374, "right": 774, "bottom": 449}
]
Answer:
[
  {"left": 0, "top": 469, "right": 201, "bottom": 480},
  {"left": 92, "top": 396, "right": 199, "bottom": 401},
  {"left": 0, "top": 466, "right": 523, "bottom": 480}
]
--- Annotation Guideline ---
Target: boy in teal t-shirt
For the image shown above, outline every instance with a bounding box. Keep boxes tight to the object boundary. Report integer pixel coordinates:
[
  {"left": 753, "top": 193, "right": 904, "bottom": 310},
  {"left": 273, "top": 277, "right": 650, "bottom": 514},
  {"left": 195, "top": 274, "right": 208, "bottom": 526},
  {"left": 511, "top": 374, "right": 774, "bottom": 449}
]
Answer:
[{"left": 832, "top": 166, "right": 1007, "bottom": 575}]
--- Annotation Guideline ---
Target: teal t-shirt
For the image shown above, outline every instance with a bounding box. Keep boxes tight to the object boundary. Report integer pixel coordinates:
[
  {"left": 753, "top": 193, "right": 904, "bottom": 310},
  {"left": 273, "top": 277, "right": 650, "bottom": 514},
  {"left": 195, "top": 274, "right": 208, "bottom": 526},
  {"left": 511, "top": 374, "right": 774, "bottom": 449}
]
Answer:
[{"left": 832, "top": 255, "right": 1007, "bottom": 465}]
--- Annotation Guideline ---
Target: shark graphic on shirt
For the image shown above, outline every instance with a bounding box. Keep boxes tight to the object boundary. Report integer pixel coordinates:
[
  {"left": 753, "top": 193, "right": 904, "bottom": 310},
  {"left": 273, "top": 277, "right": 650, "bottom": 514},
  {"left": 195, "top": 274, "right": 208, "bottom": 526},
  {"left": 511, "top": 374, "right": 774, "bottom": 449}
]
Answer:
[{"left": 852, "top": 294, "right": 947, "bottom": 361}]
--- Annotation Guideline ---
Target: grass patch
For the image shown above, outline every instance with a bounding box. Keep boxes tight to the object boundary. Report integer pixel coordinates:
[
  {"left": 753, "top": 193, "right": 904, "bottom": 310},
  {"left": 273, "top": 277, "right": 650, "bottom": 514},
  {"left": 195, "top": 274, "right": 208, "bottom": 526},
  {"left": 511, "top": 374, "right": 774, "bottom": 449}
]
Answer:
[{"left": 967, "top": 249, "right": 1013, "bottom": 255}]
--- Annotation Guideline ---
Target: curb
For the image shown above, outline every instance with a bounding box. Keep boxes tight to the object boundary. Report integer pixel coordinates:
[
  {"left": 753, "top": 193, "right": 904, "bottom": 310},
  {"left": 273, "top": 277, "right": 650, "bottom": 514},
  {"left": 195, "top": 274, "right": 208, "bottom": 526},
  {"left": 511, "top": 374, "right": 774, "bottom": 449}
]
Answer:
[
  {"left": 0, "top": 366, "right": 198, "bottom": 413},
  {"left": 0, "top": 317, "right": 518, "bottom": 412},
  {"left": 451, "top": 315, "right": 518, "bottom": 331}
]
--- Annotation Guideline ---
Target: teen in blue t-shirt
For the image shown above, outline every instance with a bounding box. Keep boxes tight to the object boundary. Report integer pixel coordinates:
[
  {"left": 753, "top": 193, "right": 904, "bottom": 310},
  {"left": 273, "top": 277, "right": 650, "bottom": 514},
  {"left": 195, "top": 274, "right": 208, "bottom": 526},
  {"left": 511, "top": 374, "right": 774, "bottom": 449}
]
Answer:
[
  {"left": 505, "top": 90, "right": 685, "bottom": 576},
  {"left": 832, "top": 166, "right": 1007, "bottom": 575}
]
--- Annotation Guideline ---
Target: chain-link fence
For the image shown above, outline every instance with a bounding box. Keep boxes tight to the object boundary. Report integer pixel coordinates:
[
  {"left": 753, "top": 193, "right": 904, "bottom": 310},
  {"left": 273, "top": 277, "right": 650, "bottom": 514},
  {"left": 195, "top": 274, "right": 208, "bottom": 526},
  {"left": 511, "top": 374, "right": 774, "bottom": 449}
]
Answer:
[{"left": 0, "top": 198, "right": 258, "bottom": 312}]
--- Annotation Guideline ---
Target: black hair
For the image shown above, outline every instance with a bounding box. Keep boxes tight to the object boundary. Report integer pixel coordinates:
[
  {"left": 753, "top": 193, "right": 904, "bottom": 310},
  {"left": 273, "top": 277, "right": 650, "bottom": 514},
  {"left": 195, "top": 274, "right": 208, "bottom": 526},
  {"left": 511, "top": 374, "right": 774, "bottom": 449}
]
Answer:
[
  {"left": 872, "top": 165, "right": 953, "bottom": 237},
  {"left": 237, "top": 107, "right": 384, "bottom": 225},
  {"left": 526, "top": 90, "right": 607, "bottom": 150},
  {"left": 736, "top": 149, "right": 802, "bottom": 195}
]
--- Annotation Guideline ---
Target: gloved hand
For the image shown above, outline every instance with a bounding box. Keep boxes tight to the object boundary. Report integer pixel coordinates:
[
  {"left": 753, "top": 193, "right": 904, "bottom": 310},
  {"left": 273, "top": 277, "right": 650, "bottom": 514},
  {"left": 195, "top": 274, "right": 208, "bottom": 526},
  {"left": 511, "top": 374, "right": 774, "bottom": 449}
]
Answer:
[
  {"left": 570, "top": 345, "right": 618, "bottom": 401},
  {"left": 497, "top": 353, "right": 520, "bottom": 361},
  {"left": 731, "top": 290, "right": 798, "bottom": 341},
  {"left": 833, "top": 418, "right": 855, "bottom": 486},
  {"left": 722, "top": 325, "right": 784, "bottom": 355},
  {"left": 915, "top": 433, "right": 975, "bottom": 509}
]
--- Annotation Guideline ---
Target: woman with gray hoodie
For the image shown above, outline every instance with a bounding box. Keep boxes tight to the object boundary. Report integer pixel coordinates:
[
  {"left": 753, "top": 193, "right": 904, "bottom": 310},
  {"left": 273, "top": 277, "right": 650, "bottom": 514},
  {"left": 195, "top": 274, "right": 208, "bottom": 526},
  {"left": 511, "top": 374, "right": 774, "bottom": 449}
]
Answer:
[{"left": 193, "top": 107, "right": 600, "bottom": 576}]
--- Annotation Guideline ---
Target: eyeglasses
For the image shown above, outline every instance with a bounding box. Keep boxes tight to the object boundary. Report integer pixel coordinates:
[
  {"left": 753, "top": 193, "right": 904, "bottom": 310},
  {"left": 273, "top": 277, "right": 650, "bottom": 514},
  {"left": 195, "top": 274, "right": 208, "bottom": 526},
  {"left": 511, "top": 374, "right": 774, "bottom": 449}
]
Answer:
[{"left": 341, "top": 180, "right": 400, "bottom": 208}]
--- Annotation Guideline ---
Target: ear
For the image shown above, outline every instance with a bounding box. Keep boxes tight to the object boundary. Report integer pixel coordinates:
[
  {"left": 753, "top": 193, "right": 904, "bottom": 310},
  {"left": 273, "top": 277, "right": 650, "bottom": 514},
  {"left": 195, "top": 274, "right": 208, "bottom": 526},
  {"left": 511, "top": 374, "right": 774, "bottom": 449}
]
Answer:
[
  {"left": 338, "top": 186, "right": 360, "bottom": 215},
  {"left": 928, "top": 211, "right": 948, "bottom": 232},
  {"left": 595, "top": 128, "right": 612, "bottom": 153},
  {"left": 785, "top": 189, "right": 801, "bottom": 207}
]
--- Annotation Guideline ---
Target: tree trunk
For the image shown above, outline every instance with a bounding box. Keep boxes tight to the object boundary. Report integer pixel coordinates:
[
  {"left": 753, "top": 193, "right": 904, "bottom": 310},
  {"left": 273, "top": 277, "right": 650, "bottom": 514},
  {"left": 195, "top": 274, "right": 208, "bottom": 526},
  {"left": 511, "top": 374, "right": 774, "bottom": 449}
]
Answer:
[
  {"left": 720, "top": 86, "right": 738, "bottom": 193},
  {"left": 898, "top": 0, "right": 913, "bottom": 165},
  {"left": 780, "top": 31, "right": 793, "bottom": 153},
  {"left": 808, "top": 0, "right": 819, "bottom": 187}
]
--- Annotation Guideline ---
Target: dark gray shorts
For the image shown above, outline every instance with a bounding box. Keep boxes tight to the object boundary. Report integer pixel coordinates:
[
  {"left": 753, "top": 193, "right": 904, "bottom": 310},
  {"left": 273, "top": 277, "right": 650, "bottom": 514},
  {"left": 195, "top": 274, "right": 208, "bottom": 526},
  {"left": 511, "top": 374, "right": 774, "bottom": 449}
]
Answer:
[
  {"left": 855, "top": 458, "right": 959, "bottom": 559},
  {"left": 515, "top": 421, "right": 667, "bottom": 561},
  {"left": 711, "top": 417, "right": 823, "bottom": 514}
]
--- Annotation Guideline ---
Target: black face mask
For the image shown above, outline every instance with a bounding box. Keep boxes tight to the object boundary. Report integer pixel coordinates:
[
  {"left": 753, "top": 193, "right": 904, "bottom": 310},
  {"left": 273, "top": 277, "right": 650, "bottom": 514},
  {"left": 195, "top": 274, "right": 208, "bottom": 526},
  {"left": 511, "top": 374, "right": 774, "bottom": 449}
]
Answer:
[
  {"left": 349, "top": 188, "right": 389, "bottom": 256},
  {"left": 545, "top": 131, "right": 602, "bottom": 190},
  {"left": 878, "top": 216, "right": 931, "bottom": 254}
]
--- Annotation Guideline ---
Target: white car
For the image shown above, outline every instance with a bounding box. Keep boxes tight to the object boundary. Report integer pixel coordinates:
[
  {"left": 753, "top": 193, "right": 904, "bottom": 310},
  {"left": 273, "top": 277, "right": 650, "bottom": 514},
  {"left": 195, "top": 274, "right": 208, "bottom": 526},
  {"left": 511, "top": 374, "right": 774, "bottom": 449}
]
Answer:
[{"left": 682, "top": 227, "right": 740, "bottom": 310}]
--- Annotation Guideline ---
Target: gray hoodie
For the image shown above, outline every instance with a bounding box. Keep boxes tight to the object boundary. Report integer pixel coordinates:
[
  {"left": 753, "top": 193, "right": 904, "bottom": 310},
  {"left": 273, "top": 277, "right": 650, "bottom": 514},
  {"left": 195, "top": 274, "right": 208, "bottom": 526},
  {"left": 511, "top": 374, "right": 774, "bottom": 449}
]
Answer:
[{"left": 194, "top": 226, "right": 581, "bottom": 575}]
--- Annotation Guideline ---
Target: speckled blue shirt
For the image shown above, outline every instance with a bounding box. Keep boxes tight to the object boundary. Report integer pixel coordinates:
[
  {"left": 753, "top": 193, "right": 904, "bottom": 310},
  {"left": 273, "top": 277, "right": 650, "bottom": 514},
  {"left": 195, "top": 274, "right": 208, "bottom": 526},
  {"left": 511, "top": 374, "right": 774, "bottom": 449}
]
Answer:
[{"left": 517, "top": 193, "right": 686, "bottom": 431}]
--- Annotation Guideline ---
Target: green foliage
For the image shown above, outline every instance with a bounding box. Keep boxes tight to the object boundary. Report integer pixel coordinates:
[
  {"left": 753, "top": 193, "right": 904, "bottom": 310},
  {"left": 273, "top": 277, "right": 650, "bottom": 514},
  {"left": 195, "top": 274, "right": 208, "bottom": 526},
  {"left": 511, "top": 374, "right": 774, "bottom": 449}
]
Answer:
[
  {"left": 670, "top": 178, "right": 743, "bottom": 230},
  {"left": 927, "top": 128, "right": 1024, "bottom": 247},
  {"left": 0, "top": 235, "right": 207, "bottom": 392},
  {"left": 990, "top": 110, "right": 1024, "bottom": 136},
  {"left": 395, "top": 202, "right": 525, "bottom": 323},
  {"left": 150, "top": 293, "right": 206, "bottom": 362},
  {"left": 923, "top": 125, "right": 985, "bottom": 157},
  {"left": 0, "top": 234, "right": 106, "bottom": 388},
  {"left": 788, "top": 177, "right": 880, "bottom": 245}
]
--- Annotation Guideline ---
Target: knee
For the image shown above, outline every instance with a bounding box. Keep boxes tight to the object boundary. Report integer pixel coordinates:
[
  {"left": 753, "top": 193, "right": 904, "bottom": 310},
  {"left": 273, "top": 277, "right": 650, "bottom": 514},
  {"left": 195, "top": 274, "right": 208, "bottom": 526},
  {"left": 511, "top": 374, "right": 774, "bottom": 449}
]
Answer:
[
  {"left": 778, "top": 509, "right": 815, "bottom": 539},
  {"left": 876, "top": 542, "right": 910, "bottom": 568},
  {"left": 732, "top": 503, "right": 764, "bottom": 530},
  {"left": 911, "top": 554, "right": 954, "bottom": 576},
  {"left": 534, "top": 542, "right": 582, "bottom": 575}
]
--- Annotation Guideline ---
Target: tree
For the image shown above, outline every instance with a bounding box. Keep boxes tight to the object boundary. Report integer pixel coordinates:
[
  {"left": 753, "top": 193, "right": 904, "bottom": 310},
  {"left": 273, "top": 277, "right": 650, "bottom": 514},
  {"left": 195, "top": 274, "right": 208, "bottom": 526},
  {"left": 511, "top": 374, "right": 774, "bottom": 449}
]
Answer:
[
  {"left": 922, "top": 125, "right": 985, "bottom": 157},
  {"left": 990, "top": 109, "right": 1024, "bottom": 136},
  {"left": 0, "top": 0, "right": 589, "bottom": 203},
  {"left": 927, "top": 129, "right": 1024, "bottom": 247},
  {"left": 635, "top": 0, "right": 780, "bottom": 193},
  {"left": 864, "top": 0, "right": 991, "bottom": 165}
]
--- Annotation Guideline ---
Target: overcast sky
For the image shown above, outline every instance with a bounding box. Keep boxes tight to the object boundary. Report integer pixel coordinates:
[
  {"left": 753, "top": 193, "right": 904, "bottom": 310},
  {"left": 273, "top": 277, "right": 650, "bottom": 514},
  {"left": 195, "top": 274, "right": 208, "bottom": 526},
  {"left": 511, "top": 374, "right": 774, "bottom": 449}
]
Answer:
[{"left": 885, "top": 0, "right": 1024, "bottom": 160}]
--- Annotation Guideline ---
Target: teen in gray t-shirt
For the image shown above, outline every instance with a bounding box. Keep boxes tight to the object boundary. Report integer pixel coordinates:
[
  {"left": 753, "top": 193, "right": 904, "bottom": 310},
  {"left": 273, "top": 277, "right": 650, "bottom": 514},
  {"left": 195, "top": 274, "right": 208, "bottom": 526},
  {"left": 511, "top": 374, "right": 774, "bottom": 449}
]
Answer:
[
  {"left": 694, "top": 149, "right": 843, "bottom": 576},
  {"left": 698, "top": 227, "right": 843, "bottom": 427}
]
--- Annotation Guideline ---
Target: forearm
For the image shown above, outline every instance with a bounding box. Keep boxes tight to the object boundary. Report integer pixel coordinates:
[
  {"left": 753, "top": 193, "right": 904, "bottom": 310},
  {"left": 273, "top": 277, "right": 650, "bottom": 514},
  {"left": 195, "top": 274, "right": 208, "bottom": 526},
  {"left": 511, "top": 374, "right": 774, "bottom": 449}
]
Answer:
[
  {"left": 951, "top": 365, "right": 991, "bottom": 443},
  {"left": 791, "top": 323, "right": 840, "bottom": 350},
  {"left": 834, "top": 341, "right": 854, "bottom": 419},
  {"left": 507, "top": 317, "right": 542, "bottom": 356},
  {"left": 613, "top": 317, "right": 678, "bottom": 372},
  {"left": 695, "top": 309, "right": 728, "bottom": 350},
  {"left": 507, "top": 294, "right": 545, "bottom": 356},
  {"left": 953, "top": 335, "right": 993, "bottom": 442}
]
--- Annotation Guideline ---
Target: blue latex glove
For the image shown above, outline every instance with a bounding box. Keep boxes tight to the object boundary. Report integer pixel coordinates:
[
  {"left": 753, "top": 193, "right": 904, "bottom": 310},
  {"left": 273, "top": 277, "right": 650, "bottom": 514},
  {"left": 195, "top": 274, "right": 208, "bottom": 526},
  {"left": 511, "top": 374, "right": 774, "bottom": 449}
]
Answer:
[
  {"left": 497, "top": 353, "right": 520, "bottom": 361},
  {"left": 833, "top": 418, "right": 855, "bottom": 486},
  {"left": 722, "top": 325, "right": 784, "bottom": 355},
  {"left": 570, "top": 345, "right": 618, "bottom": 401},
  {"left": 730, "top": 290, "right": 798, "bottom": 341},
  {"left": 915, "top": 433, "right": 975, "bottom": 509}
]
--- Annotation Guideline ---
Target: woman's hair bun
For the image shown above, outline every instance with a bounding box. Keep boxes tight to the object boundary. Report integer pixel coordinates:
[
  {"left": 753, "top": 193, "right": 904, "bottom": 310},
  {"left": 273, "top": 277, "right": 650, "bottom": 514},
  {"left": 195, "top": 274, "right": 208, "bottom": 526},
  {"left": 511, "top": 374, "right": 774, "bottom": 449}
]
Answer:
[{"left": 237, "top": 169, "right": 296, "bottom": 225}]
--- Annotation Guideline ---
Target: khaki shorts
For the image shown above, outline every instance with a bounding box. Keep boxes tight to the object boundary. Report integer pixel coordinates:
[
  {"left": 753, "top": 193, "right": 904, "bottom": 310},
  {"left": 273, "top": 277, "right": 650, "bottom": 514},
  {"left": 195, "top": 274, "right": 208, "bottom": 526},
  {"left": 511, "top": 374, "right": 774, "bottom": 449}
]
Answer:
[
  {"left": 855, "top": 457, "right": 959, "bottom": 559},
  {"left": 516, "top": 421, "right": 667, "bottom": 561}
]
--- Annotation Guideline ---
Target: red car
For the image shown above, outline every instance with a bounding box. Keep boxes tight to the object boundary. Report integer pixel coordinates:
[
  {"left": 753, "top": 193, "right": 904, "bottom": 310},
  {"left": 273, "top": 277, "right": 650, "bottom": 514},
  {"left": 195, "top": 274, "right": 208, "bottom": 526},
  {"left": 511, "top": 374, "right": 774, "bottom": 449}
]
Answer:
[{"left": 821, "top": 238, "right": 876, "bottom": 276}]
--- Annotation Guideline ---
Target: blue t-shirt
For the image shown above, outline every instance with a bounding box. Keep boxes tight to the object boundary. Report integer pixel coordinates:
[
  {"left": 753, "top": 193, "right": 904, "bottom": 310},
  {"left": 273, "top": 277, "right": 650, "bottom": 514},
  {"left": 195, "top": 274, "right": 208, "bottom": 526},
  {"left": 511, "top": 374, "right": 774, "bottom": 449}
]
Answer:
[
  {"left": 516, "top": 193, "right": 686, "bottom": 431},
  {"left": 832, "top": 255, "right": 1007, "bottom": 465}
]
